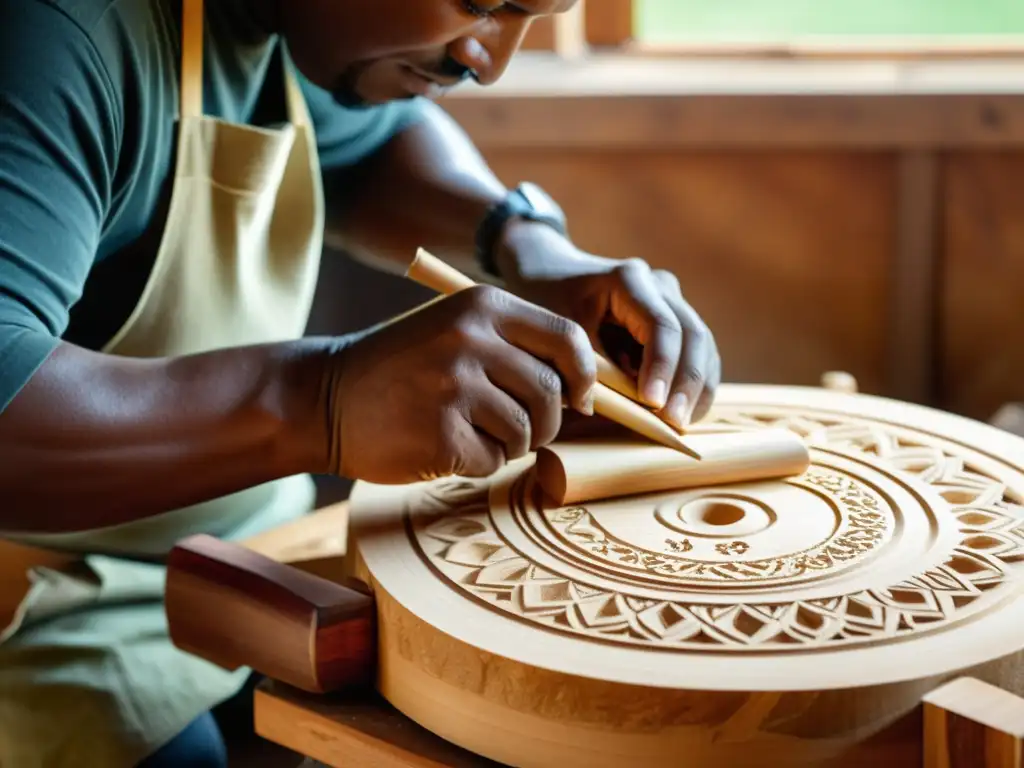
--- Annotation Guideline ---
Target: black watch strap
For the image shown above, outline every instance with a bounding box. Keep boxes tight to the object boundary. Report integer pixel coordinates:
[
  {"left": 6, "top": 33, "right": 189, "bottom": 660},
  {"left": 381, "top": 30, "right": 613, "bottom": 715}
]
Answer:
[{"left": 475, "top": 182, "right": 568, "bottom": 277}]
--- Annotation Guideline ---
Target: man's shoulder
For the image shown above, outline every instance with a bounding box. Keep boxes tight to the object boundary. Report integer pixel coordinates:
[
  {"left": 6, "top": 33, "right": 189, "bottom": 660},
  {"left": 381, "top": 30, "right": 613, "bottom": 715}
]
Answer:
[
  {"left": 3, "top": 0, "right": 177, "bottom": 94},
  {"left": 21, "top": 0, "right": 123, "bottom": 28},
  {"left": 5, "top": 0, "right": 171, "bottom": 46}
]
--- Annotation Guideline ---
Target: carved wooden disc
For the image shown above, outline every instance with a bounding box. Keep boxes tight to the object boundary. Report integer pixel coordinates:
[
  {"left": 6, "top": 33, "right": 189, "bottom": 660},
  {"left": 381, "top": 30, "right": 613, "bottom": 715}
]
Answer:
[{"left": 348, "top": 385, "right": 1024, "bottom": 766}]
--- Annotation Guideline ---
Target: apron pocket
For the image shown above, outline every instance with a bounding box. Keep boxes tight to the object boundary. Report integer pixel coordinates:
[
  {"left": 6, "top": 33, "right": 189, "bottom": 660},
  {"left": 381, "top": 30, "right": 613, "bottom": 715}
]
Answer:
[{"left": 0, "top": 562, "right": 103, "bottom": 645}]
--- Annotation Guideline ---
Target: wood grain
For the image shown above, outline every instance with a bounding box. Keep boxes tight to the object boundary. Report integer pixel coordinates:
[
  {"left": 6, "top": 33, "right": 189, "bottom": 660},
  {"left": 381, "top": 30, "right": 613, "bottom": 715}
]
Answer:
[
  {"left": 888, "top": 150, "right": 941, "bottom": 405},
  {"left": 924, "top": 677, "right": 1024, "bottom": 768},
  {"left": 941, "top": 151, "right": 1024, "bottom": 421},
  {"left": 470, "top": 150, "right": 893, "bottom": 394},
  {"left": 584, "top": 0, "right": 633, "bottom": 47},
  {"left": 346, "top": 384, "right": 1024, "bottom": 767},
  {"left": 254, "top": 681, "right": 502, "bottom": 768},
  {"left": 439, "top": 55, "right": 1024, "bottom": 149},
  {"left": 166, "top": 534, "right": 376, "bottom": 693},
  {"left": 534, "top": 427, "right": 810, "bottom": 505}
]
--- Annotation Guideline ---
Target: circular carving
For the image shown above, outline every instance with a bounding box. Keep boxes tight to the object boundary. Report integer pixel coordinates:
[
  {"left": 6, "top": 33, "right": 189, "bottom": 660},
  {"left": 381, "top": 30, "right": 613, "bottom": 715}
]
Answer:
[
  {"left": 668, "top": 495, "right": 767, "bottom": 535},
  {"left": 350, "top": 385, "right": 1024, "bottom": 767},
  {"left": 357, "top": 388, "right": 1024, "bottom": 685},
  {"left": 410, "top": 417, "right": 1013, "bottom": 652},
  {"left": 525, "top": 465, "right": 899, "bottom": 590}
]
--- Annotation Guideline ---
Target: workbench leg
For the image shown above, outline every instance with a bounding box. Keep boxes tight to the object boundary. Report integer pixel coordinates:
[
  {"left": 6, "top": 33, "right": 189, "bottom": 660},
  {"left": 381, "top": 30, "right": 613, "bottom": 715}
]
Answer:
[{"left": 923, "top": 677, "right": 1024, "bottom": 767}]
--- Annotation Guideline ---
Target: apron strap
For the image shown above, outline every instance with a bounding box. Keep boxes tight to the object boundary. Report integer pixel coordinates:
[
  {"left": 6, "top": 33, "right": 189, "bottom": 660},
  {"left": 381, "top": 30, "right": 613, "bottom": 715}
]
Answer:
[
  {"left": 282, "top": 58, "right": 311, "bottom": 129},
  {"left": 180, "top": 0, "right": 204, "bottom": 119},
  {"left": 181, "top": 0, "right": 309, "bottom": 130}
]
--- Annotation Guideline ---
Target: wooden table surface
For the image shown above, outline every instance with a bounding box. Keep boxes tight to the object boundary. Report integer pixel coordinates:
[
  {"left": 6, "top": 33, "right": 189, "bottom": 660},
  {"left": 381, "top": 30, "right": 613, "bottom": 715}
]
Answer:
[{"left": 254, "top": 680, "right": 505, "bottom": 768}]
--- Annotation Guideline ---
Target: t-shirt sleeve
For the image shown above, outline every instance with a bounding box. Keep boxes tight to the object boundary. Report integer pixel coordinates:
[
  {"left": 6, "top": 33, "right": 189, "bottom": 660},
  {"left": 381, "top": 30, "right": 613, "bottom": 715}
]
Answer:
[{"left": 0, "top": 3, "right": 120, "bottom": 412}]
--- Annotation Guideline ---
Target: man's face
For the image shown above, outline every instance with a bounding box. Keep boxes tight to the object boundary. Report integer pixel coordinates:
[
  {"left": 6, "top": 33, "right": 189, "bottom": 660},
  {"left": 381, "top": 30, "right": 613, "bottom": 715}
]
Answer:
[{"left": 278, "top": 0, "right": 577, "bottom": 107}]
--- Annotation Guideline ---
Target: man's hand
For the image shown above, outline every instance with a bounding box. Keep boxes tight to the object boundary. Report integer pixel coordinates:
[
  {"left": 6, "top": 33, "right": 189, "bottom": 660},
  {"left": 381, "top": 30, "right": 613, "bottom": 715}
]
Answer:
[
  {"left": 326, "top": 285, "right": 598, "bottom": 484},
  {"left": 495, "top": 222, "right": 720, "bottom": 430}
]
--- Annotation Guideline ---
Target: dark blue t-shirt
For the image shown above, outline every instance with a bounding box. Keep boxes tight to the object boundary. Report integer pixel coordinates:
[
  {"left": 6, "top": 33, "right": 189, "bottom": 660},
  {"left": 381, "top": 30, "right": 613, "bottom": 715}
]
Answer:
[{"left": 0, "top": 0, "right": 428, "bottom": 410}]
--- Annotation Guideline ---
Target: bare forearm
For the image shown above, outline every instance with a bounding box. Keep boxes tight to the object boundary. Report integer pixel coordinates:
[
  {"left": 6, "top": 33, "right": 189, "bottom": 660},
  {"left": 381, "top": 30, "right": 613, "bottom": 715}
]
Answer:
[
  {"left": 0, "top": 339, "right": 332, "bottom": 533},
  {"left": 327, "top": 102, "right": 507, "bottom": 279}
]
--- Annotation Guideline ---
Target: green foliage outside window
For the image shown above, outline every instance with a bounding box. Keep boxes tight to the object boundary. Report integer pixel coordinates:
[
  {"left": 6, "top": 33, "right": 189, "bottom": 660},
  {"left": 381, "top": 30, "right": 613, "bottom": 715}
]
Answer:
[{"left": 637, "top": 0, "right": 1024, "bottom": 44}]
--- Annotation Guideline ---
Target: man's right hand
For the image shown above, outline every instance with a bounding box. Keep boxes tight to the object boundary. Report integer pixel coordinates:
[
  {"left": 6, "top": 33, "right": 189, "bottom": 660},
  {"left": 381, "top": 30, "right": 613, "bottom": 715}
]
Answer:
[{"left": 324, "top": 284, "right": 598, "bottom": 484}]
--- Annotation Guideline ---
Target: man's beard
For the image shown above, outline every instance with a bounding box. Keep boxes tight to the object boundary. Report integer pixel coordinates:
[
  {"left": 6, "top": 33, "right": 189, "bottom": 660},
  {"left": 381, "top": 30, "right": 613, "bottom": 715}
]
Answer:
[
  {"left": 331, "top": 65, "right": 374, "bottom": 109},
  {"left": 330, "top": 57, "right": 477, "bottom": 109}
]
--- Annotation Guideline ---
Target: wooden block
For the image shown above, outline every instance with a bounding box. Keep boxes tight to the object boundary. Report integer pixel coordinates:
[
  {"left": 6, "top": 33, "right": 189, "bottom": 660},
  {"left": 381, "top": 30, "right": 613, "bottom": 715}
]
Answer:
[
  {"left": 821, "top": 370, "right": 859, "bottom": 394},
  {"left": 923, "top": 677, "right": 1024, "bottom": 768},
  {"left": 991, "top": 403, "right": 1024, "bottom": 439},
  {"left": 166, "top": 534, "right": 376, "bottom": 694},
  {"left": 253, "top": 680, "right": 503, "bottom": 768},
  {"left": 240, "top": 501, "right": 350, "bottom": 564},
  {"left": 534, "top": 427, "right": 810, "bottom": 505}
]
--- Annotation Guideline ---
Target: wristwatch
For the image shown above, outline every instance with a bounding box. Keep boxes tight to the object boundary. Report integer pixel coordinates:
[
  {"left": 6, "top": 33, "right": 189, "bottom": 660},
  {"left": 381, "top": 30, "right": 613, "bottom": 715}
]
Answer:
[{"left": 474, "top": 182, "right": 569, "bottom": 277}]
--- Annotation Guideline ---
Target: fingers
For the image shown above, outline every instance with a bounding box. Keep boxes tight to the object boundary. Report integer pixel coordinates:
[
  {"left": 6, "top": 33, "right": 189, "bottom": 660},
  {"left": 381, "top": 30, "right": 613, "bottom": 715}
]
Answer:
[
  {"left": 462, "top": 286, "right": 598, "bottom": 415},
  {"left": 465, "top": 384, "right": 534, "bottom": 462},
  {"left": 653, "top": 270, "right": 719, "bottom": 429},
  {"left": 446, "top": 351, "right": 568, "bottom": 474},
  {"left": 690, "top": 346, "right": 721, "bottom": 424},
  {"left": 441, "top": 408, "right": 507, "bottom": 479},
  {"left": 605, "top": 260, "right": 683, "bottom": 410},
  {"left": 481, "top": 346, "right": 564, "bottom": 451}
]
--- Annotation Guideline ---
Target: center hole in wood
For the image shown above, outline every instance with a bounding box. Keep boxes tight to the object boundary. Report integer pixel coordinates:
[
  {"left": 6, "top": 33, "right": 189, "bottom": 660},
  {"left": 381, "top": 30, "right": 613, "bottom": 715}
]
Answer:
[{"left": 694, "top": 501, "right": 746, "bottom": 526}]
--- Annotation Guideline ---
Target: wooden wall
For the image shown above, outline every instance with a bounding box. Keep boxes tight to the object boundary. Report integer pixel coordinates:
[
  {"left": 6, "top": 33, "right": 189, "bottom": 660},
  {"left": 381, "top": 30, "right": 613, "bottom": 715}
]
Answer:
[
  {"left": 942, "top": 152, "right": 1024, "bottom": 420},
  {"left": 457, "top": 148, "right": 898, "bottom": 397},
  {"left": 458, "top": 143, "right": 1024, "bottom": 423},
  {"left": 307, "top": 57, "right": 1024, "bottom": 452}
]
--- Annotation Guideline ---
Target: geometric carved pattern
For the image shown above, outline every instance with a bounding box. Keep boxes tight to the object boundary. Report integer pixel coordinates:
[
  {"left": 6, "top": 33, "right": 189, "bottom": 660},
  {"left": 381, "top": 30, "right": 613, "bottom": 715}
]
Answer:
[
  {"left": 545, "top": 469, "right": 889, "bottom": 583},
  {"left": 410, "top": 407, "right": 1024, "bottom": 651}
]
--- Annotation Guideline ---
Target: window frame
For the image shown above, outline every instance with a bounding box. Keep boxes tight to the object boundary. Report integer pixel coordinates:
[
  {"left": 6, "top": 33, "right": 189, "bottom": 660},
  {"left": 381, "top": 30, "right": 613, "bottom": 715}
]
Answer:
[{"left": 523, "top": 0, "right": 1024, "bottom": 59}]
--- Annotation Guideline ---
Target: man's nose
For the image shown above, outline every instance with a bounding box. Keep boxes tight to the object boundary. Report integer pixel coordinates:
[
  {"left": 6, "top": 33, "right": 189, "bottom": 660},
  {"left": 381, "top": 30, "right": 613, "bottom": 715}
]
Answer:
[{"left": 447, "top": 16, "right": 533, "bottom": 86}]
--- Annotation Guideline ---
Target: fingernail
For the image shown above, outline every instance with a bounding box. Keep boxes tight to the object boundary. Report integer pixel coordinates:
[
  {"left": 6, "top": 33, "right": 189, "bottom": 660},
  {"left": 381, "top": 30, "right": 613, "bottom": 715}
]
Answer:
[
  {"left": 582, "top": 387, "right": 595, "bottom": 416},
  {"left": 645, "top": 378, "right": 668, "bottom": 409},
  {"left": 665, "top": 393, "right": 689, "bottom": 429}
]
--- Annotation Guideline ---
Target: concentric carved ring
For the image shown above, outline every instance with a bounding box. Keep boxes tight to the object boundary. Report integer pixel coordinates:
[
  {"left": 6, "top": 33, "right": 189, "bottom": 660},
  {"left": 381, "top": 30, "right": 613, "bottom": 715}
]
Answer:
[{"left": 406, "top": 406, "right": 1024, "bottom": 654}]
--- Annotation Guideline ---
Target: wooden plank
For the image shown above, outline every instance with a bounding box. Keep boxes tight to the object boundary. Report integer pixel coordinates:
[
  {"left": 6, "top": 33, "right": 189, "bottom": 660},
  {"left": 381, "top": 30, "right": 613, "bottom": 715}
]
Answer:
[
  {"left": 520, "top": 17, "right": 555, "bottom": 51},
  {"left": 473, "top": 149, "right": 894, "bottom": 394},
  {"left": 631, "top": 36, "right": 1024, "bottom": 60},
  {"left": 443, "top": 92, "right": 1024, "bottom": 150},
  {"left": 440, "top": 55, "right": 1024, "bottom": 150},
  {"left": 585, "top": 0, "right": 634, "bottom": 47},
  {"left": 553, "top": 1, "right": 587, "bottom": 59},
  {"left": 991, "top": 403, "right": 1024, "bottom": 437},
  {"left": 924, "top": 677, "right": 1024, "bottom": 768},
  {"left": 255, "top": 678, "right": 921, "bottom": 768},
  {"left": 242, "top": 502, "right": 349, "bottom": 564},
  {"left": 448, "top": 53, "right": 1024, "bottom": 98},
  {"left": 254, "top": 681, "right": 502, "bottom": 768},
  {"left": 887, "top": 150, "right": 941, "bottom": 404},
  {"left": 524, "top": 0, "right": 633, "bottom": 51},
  {"left": 940, "top": 151, "right": 1024, "bottom": 420}
]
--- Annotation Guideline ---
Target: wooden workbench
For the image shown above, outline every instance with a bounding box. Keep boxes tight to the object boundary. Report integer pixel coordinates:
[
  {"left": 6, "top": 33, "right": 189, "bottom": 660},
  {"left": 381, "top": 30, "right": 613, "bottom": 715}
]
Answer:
[{"left": 215, "top": 393, "right": 1024, "bottom": 768}]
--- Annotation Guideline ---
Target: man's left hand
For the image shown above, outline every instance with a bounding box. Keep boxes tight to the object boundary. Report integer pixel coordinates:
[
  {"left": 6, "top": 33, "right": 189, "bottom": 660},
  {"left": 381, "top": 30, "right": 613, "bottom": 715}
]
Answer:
[{"left": 495, "top": 222, "right": 720, "bottom": 430}]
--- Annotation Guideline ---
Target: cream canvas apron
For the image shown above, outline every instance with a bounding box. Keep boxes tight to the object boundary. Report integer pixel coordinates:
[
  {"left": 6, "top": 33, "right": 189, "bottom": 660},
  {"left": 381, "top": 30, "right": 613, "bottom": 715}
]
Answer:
[{"left": 0, "top": 0, "right": 325, "bottom": 764}]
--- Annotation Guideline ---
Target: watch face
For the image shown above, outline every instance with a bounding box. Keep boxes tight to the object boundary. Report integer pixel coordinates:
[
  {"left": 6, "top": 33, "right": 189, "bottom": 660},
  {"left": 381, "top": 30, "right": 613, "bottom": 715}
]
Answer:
[{"left": 519, "top": 182, "right": 566, "bottom": 225}]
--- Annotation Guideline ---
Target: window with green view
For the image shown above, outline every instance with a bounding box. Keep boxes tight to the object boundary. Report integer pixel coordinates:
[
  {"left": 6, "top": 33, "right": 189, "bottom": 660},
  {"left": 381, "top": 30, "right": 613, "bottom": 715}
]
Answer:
[{"left": 636, "top": 0, "right": 1024, "bottom": 44}]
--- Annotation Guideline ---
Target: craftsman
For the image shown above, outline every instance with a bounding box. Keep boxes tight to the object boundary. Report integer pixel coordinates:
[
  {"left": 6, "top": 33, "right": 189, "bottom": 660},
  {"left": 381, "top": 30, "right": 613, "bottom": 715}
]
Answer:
[{"left": 0, "top": 0, "right": 720, "bottom": 765}]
